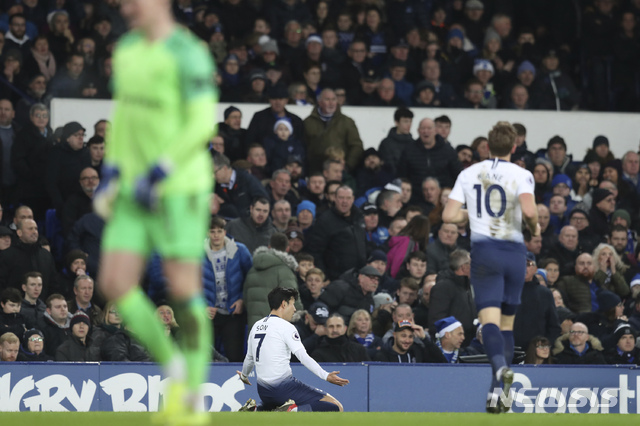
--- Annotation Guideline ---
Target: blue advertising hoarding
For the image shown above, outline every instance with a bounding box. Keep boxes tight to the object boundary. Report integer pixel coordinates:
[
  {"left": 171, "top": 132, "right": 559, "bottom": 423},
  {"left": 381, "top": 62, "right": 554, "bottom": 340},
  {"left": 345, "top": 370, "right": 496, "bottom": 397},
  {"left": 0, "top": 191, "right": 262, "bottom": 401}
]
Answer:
[{"left": 0, "top": 362, "right": 638, "bottom": 413}]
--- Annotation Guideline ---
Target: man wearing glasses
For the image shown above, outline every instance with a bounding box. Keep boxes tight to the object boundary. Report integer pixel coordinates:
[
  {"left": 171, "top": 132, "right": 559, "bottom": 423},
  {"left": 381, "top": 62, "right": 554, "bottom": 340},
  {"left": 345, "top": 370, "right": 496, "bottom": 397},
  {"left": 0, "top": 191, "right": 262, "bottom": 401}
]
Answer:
[
  {"left": 62, "top": 167, "right": 100, "bottom": 236},
  {"left": 553, "top": 322, "right": 606, "bottom": 364}
]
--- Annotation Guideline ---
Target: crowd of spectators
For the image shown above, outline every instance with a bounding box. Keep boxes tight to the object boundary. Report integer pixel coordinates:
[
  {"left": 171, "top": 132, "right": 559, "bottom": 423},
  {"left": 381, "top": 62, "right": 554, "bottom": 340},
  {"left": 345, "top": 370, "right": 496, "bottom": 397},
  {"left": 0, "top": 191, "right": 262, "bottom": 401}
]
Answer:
[
  {"left": 0, "top": 1, "right": 636, "bottom": 112},
  {"left": 1, "top": 0, "right": 640, "bottom": 366}
]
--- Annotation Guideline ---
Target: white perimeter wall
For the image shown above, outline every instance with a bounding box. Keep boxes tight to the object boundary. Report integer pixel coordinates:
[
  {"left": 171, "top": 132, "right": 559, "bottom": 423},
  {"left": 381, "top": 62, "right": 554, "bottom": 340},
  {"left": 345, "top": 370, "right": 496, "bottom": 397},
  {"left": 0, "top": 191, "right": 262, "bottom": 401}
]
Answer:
[{"left": 51, "top": 99, "right": 640, "bottom": 160}]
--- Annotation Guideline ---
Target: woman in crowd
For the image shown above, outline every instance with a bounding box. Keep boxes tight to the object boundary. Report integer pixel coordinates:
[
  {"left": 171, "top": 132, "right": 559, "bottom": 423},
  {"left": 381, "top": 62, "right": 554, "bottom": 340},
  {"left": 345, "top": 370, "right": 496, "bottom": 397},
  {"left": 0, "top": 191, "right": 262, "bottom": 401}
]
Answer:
[
  {"left": 347, "top": 309, "right": 382, "bottom": 359},
  {"left": 524, "top": 336, "right": 554, "bottom": 365},
  {"left": 386, "top": 215, "right": 430, "bottom": 278}
]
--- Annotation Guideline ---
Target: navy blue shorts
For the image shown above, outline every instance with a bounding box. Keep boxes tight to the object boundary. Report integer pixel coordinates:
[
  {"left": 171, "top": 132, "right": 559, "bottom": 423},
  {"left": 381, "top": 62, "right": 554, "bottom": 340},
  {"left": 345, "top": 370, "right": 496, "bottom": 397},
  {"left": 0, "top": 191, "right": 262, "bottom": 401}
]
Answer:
[
  {"left": 257, "top": 376, "right": 327, "bottom": 410},
  {"left": 470, "top": 238, "right": 526, "bottom": 312}
]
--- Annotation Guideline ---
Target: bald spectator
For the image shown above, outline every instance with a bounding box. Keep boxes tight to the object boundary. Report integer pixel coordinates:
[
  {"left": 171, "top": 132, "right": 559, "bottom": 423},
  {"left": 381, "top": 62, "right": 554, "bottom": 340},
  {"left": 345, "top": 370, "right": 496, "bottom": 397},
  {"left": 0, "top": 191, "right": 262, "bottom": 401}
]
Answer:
[
  {"left": 413, "top": 278, "right": 436, "bottom": 329},
  {"left": 537, "top": 204, "right": 557, "bottom": 253},
  {"left": 0, "top": 219, "right": 57, "bottom": 296},
  {"left": 61, "top": 167, "right": 99, "bottom": 236},
  {"left": 399, "top": 118, "right": 461, "bottom": 201},
  {"left": 547, "top": 225, "right": 581, "bottom": 277},
  {"left": 553, "top": 321, "right": 606, "bottom": 364},
  {"left": 304, "top": 88, "right": 364, "bottom": 174}
]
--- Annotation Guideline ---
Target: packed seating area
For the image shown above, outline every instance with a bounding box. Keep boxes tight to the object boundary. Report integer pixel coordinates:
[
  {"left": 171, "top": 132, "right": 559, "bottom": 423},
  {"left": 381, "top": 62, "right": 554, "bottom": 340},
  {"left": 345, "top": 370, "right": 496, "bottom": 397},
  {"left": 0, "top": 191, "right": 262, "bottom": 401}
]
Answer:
[{"left": 0, "top": 0, "right": 639, "bottom": 367}]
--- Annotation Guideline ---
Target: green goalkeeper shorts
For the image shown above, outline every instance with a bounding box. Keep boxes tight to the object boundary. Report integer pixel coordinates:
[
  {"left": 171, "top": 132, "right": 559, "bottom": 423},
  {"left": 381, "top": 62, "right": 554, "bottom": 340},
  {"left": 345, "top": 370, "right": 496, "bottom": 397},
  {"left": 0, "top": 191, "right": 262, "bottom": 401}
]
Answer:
[{"left": 101, "top": 191, "right": 210, "bottom": 260}]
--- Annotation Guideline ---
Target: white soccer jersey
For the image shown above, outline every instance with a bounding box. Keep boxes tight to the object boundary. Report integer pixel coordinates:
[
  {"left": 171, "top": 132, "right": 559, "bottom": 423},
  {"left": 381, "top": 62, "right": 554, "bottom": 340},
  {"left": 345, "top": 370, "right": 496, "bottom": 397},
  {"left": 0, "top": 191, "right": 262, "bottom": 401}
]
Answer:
[
  {"left": 449, "top": 159, "right": 534, "bottom": 243},
  {"left": 242, "top": 314, "right": 328, "bottom": 387}
]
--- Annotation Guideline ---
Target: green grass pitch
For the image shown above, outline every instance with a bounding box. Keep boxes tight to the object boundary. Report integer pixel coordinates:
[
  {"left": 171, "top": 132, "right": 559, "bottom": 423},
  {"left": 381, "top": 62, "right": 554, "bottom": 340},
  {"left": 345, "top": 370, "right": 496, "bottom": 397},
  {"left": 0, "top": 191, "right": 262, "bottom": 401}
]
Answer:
[{"left": 1, "top": 412, "right": 636, "bottom": 426}]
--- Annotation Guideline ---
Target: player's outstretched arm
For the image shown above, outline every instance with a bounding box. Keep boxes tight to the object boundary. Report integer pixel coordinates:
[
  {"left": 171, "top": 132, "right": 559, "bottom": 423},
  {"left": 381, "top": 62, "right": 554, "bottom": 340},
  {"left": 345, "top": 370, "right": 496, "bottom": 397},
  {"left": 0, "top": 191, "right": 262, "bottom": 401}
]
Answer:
[
  {"left": 327, "top": 371, "right": 349, "bottom": 386},
  {"left": 236, "top": 370, "right": 251, "bottom": 386}
]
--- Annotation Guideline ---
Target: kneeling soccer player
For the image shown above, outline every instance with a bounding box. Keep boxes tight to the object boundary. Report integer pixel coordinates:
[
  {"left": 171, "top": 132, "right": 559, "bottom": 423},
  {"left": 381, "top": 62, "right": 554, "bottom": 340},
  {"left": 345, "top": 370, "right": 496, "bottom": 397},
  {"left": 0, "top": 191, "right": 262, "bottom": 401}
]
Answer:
[{"left": 237, "top": 287, "right": 349, "bottom": 412}]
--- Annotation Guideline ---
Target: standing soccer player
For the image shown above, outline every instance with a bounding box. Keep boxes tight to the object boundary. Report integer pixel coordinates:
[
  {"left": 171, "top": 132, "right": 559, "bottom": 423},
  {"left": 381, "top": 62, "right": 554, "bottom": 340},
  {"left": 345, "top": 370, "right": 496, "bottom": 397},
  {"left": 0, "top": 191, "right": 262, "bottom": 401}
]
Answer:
[
  {"left": 442, "top": 122, "right": 539, "bottom": 413},
  {"left": 237, "top": 287, "right": 349, "bottom": 412},
  {"left": 93, "top": 0, "right": 216, "bottom": 423}
]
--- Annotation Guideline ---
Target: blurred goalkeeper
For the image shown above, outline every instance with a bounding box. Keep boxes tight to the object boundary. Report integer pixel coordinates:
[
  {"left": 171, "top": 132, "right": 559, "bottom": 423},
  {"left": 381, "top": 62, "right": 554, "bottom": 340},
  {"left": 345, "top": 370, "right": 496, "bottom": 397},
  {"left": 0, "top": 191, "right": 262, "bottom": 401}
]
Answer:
[
  {"left": 237, "top": 287, "right": 349, "bottom": 412},
  {"left": 93, "top": 0, "right": 216, "bottom": 424}
]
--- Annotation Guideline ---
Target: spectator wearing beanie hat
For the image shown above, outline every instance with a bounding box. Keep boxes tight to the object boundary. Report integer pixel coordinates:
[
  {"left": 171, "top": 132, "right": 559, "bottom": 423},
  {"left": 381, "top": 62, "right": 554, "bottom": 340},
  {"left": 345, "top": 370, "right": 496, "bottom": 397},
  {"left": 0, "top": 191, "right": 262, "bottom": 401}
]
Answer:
[
  {"left": 472, "top": 59, "right": 497, "bottom": 109},
  {"left": 18, "top": 328, "right": 53, "bottom": 361},
  {"left": 567, "top": 208, "right": 601, "bottom": 255},
  {"left": 262, "top": 117, "right": 306, "bottom": 173},
  {"left": 58, "top": 249, "right": 89, "bottom": 299},
  {"left": 605, "top": 323, "right": 640, "bottom": 364},
  {"left": 296, "top": 200, "right": 316, "bottom": 231},
  {"left": 577, "top": 290, "right": 627, "bottom": 351},
  {"left": 55, "top": 311, "right": 99, "bottom": 361},
  {"left": 592, "top": 136, "right": 614, "bottom": 164},
  {"left": 589, "top": 188, "right": 615, "bottom": 239}
]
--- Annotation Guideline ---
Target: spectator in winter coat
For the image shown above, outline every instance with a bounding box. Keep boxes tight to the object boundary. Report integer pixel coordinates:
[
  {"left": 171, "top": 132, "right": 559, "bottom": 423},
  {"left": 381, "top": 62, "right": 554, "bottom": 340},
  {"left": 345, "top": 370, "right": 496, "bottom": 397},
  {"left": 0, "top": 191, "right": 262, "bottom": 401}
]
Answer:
[
  {"left": 213, "top": 153, "right": 269, "bottom": 219},
  {"left": 0, "top": 219, "right": 58, "bottom": 296},
  {"left": 37, "top": 294, "right": 72, "bottom": 357},
  {"left": 304, "top": 89, "right": 364, "bottom": 174},
  {"left": 378, "top": 107, "right": 414, "bottom": 174},
  {"left": 399, "top": 118, "right": 461, "bottom": 199},
  {"left": 552, "top": 322, "right": 606, "bottom": 364},
  {"left": 262, "top": 118, "right": 305, "bottom": 174},
  {"left": 91, "top": 301, "right": 150, "bottom": 362},
  {"left": 225, "top": 198, "right": 275, "bottom": 254},
  {"left": 55, "top": 311, "right": 99, "bottom": 361},
  {"left": 20, "top": 272, "right": 46, "bottom": 329},
  {"left": 0, "top": 288, "right": 27, "bottom": 339},
  {"left": 311, "top": 313, "right": 370, "bottom": 362},
  {"left": 243, "top": 233, "right": 301, "bottom": 328},
  {"left": 17, "top": 328, "right": 53, "bottom": 361},
  {"left": 203, "top": 216, "right": 253, "bottom": 361},
  {"left": 319, "top": 265, "right": 381, "bottom": 322},
  {"left": 428, "top": 250, "right": 477, "bottom": 344},
  {"left": 307, "top": 186, "right": 367, "bottom": 280}
]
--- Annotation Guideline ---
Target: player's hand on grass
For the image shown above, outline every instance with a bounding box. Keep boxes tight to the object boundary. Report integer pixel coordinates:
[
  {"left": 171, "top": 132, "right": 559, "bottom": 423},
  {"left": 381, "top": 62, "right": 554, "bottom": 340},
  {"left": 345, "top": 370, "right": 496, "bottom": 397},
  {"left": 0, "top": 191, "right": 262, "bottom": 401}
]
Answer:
[
  {"left": 237, "top": 371, "right": 251, "bottom": 385},
  {"left": 94, "top": 163, "right": 120, "bottom": 220},
  {"left": 135, "top": 162, "right": 171, "bottom": 211},
  {"left": 327, "top": 371, "right": 349, "bottom": 386}
]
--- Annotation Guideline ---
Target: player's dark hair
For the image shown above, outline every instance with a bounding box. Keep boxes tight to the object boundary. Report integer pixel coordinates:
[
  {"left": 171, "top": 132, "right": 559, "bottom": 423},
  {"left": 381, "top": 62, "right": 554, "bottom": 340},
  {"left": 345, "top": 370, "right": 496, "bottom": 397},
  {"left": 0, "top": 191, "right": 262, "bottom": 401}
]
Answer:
[
  {"left": 268, "top": 287, "right": 299, "bottom": 310},
  {"left": 209, "top": 216, "right": 226, "bottom": 230},
  {"left": 434, "top": 115, "right": 451, "bottom": 125},
  {"left": 1, "top": 288, "right": 22, "bottom": 304},
  {"left": 393, "top": 107, "right": 413, "bottom": 122},
  {"left": 488, "top": 121, "right": 517, "bottom": 157},
  {"left": 270, "top": 232, "right": 289, "bottom": 252}
]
